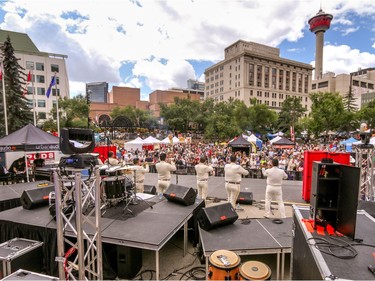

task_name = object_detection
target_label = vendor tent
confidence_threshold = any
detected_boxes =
[228,135,252,154]
[271,137,295,149]
[269,136,282,144]
[124,137,144,151]
[247,134,263,150]
[0,123,59,182]
[160,136,180,145]
[143,136,161,144]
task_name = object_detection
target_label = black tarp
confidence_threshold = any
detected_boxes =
[271,137,295,148]
[228,135,251,147]
[0,124,59,152]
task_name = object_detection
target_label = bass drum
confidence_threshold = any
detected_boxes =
[239,261,271,280]
[208,249,240,280]
[103,176,126,199]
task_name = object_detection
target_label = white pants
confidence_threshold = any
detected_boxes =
[157,180,170,194]
[225,183,240,208]
[197,180,208,200]
[135,182,144,194]
[264,185,286,218]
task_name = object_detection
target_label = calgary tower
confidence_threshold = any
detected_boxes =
[308,9,333,80]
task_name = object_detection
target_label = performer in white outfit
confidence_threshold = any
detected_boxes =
[155,153,176,195]
[262,158,288,219]
[132,158,149,194]
[224,155,249,208]
[194,156,214,200]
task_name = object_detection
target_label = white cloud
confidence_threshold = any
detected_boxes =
[0,0,374,98]
[323,44,375,74]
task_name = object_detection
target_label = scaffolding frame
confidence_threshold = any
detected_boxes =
[355,144,375,201]
[53,167,103,280]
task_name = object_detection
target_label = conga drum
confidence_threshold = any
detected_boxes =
[208,250,241,280]
[239,261,271,280]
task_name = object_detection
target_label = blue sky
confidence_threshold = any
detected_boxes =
[0,0,375,100]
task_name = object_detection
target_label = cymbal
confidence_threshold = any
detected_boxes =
[115,165,138,171]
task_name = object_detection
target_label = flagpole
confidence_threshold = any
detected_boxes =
[31,68,36,126]
[1,60,8,135]
[54,73,60,137]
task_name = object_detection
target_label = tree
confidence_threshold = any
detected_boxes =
[110,105,156,128]
[357,100,375,129]
[247,98,278,134]
[342,74,358,112]
[308,92,346,136]
[278,96,306,137]
[0,35,33,135]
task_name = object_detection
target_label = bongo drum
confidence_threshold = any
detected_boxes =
[239,261,271,280]
[208,250,241,280]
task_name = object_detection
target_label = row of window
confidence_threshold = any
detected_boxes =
[312,80,375,90]
[26,99,58,109]
[26,61,60,73]
[26,86,60,96]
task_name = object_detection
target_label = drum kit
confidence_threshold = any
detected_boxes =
[208,250,271,280]
[99,164,151,214]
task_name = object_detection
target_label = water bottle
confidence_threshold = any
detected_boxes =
[158,192,163,200]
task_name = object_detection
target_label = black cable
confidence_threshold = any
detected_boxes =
[307,237,358,259]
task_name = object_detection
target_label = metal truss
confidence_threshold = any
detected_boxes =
[53,167,103,280]
[355,144,375,201]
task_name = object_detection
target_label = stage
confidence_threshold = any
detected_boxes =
[199,217,292,280]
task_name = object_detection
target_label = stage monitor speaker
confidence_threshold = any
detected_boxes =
[236,191,253,205]
[197,202,238,231]
[163,184,196,206]
[20,185,55,210]
[59,128,95,155]
[143,185,156,195]
[117,246,142,279]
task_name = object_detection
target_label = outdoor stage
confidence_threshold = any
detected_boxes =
[0,175,300,280]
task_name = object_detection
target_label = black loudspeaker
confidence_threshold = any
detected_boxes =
[163,184,196,206]
[236,191,253,205]
[117,246,142,279]
[20,185,55,210]
[197,202,238,231]
[143,185,156,195]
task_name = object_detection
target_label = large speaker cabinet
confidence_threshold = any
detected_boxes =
[310,161,360,239]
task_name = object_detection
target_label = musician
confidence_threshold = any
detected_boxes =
[155,153,176,195]
[224,154,249,208]
[132,158,149,193]
[104,151,120,166]
[194,156,213,200]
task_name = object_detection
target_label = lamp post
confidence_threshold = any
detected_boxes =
[87,90,91,128]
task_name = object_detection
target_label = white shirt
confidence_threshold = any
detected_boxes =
[155,161,176,180]
[132,164,149,183]
[262,166,288,186]
[224,162,249,182]
[195,163,214,181]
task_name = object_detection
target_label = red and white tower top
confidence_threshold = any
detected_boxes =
[309,9,333,80]
[308,9,333,33]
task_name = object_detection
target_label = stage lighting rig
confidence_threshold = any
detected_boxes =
[59,128,98,169]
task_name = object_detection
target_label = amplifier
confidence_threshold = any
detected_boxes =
[0,238,43,278]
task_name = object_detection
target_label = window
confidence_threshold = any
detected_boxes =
[26,86,33,95]
[264,66,270,88]
[38,100,46,108]
[51,64,59,73]
[318,81,328,88]
[257,65,262,87]
[36,75,45,83]
[36,63,44,71]
[26,61,34,70]
[286,71,290,91]
[37,87,45,96]
[52,88,60,96]
[38,112,47,119]
[250,90,253,96]
[249,63,255,86]
[312,83,316,89]
[279,70,284,90]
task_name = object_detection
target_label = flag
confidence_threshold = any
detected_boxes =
[22,70,32,96]
[46,75,56,98]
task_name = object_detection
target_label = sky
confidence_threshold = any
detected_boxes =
[0,0,375,101]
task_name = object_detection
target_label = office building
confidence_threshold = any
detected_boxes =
[86,82,108,103]
[0,30,69,124]
[204,40,313,112]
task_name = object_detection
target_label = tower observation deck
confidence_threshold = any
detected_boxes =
[308,9,333,80]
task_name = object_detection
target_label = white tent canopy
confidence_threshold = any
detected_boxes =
[269,136,282,144]
[124,137,144,151]
[143,136,161,144]
[160,136,180,144]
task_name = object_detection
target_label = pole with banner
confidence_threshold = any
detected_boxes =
[1,60,8,135]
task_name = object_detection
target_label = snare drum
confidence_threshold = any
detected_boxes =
[208,250,241,280]
[239,261,271,280]
[103,176,126,199]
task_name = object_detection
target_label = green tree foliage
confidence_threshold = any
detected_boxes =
[357,100,375,129]
[278,96,306,135]
[159,96,201,132]
[308,92,346,136]
[342,76,358,112]
[0,35,33,135]
[247,98,278,134]
[110,105,155,128]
